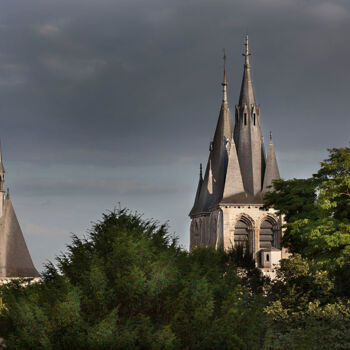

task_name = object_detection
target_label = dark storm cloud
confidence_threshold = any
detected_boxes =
[4,0,350,270]
[0,0,349,168]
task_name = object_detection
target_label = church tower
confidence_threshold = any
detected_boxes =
[0,141,39,280]
[189,36,288,276]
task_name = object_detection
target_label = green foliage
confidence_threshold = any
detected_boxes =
[264,255,350,350]
[262,146,350,348]
[0,209,265,350]
[264,146,350,273]
[2,145,350,349]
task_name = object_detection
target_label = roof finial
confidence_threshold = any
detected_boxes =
[0,138,5,174]
[222,49,228,103]
[269,131,273,142]
[200,163,203,179]
[242,34,251,66]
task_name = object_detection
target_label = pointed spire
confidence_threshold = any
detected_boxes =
[238,34,256,107]
[222,49,227,103]
[189,164,204,216]
[262,132,280,193]
[0,139,5,174]
[222,138,245,201]
[0,198,39,277]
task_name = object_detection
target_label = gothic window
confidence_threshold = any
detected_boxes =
[244,113,247,125]
[234,219,250,247]
[260,219,275,249]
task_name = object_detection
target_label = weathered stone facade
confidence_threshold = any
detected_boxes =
[189,36,286,276]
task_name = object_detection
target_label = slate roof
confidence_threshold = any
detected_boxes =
[190,36,280,217]
[262,132,280,193]
[0,196,40,278]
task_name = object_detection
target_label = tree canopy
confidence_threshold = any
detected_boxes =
[1,145,350,349]
[264,146,350,274]
[0,210,266,350]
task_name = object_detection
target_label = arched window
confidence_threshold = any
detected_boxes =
[234,219,250,247]
[260,219,275,249]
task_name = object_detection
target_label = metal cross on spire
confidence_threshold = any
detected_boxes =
[242,35,251,65]
[222,48,228,102]
[223,48,227,83]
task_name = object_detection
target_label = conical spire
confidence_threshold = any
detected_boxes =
[189,164,204,216]
[262,132,280,193]
[238,35,256,107]
[189,56,234,216]
[234,35,263,197]
[0,197,39,277]
[222,138,245,200]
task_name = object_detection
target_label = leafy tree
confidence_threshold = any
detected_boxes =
[263,255,350,350]
[264,146,350,273]
[0,209,266,350]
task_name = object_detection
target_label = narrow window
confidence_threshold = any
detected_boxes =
[234,220,249,247]
[266,254,270,262]
[244,113,247,125]
[253,113,256,125]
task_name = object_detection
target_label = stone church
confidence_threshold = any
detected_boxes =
[0,143,39,280]
[189,36,288,274]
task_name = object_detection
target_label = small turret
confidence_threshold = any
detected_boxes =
[262,132,280,193]
[222,138,245,201]
[189,164,204,216]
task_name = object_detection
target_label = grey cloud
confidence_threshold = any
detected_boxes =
[0,0,349,270]
[15,178,188,197]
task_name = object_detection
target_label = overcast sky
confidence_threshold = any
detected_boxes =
[1,0,349,271]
